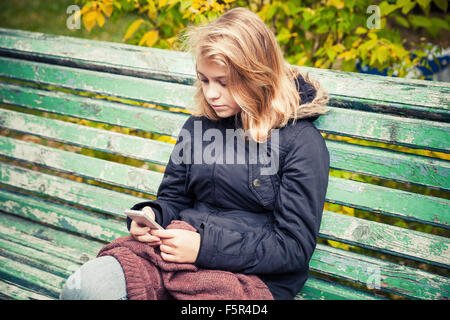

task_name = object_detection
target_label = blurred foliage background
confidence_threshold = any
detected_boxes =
[0,0,448,298]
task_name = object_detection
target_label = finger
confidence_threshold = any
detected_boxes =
[159,244,176,255]
[151,229,176,239]
[131,221,151,235]
[132,228,151,237]
[135,233,161,243]
[160,252,177,262]
[142,206,155,220]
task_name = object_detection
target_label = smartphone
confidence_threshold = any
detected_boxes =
[125,209,164,230]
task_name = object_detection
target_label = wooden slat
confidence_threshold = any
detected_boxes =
[0,280,53,300]
[0,56,195,109]
[0,135,163,195]
[316,106,450,152]
[0,211,103,259]
[0,81,189,138]
[0,108,174,166]
[296,65,450,121]
[310,244,449,299]
[0,236,75,278]
[0,162,152,219]
[0,27,449,121]
[297,276,384,300]
[0,189,127,242]
[0,254,63,299]
[0,221,95,270]
[327,176,450,229]
[319,211,450,268]
[0,27,196,84]
[327,139,450,190]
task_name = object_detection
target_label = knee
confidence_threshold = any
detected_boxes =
[60,256,127,300]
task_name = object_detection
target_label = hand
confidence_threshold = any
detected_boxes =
[129,207,161,246]
[151,229,201,264]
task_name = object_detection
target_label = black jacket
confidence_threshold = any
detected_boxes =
[127,75,330,299]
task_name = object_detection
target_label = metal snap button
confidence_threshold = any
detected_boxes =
[253,178,261,187]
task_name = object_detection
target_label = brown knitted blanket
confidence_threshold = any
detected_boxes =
[97,220,273,300]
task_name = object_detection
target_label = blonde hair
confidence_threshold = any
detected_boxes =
[182,7,328,142]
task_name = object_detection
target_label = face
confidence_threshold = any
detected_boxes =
[196,57,241,118]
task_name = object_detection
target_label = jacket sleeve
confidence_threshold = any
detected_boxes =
[127,117,195,230]
[195,125,330,274]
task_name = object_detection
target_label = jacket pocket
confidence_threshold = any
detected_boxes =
[248,163,277,209]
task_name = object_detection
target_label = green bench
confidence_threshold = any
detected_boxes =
[0,27,448,300]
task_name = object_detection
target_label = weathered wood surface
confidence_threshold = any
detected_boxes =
[0,86,448,190]
[1,58,449,152]
[0,210,383,301]
[1,141,447,229]
[0,27,449,121]
[0,112,448,228]
[1,156,447,268]
[1,196,446,300]
[310,244,449,300]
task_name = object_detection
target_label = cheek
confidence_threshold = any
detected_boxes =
[225,91,240,111]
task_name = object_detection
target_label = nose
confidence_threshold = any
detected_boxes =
[204,83,221,101]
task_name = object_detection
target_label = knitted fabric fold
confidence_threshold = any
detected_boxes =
[97,220,273,300]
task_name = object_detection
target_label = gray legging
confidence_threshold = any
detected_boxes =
[60,256,127,300]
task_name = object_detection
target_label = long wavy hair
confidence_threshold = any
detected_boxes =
[182,7,328,142]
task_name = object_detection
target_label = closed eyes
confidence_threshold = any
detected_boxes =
[199,78,227,87]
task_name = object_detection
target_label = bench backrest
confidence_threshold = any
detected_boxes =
[0,28,448,300]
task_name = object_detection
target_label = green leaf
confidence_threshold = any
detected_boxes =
[326,48,337,61]
[431,17,450,30]
[433,0,448,12]
[396,0,416,14]
[379,1,399,16]
[316,24,329,34]
[395,16,410,28]
[179,0,192,12]
[417,0,432,15]
[409,14,432,28]
[266,4,278,20]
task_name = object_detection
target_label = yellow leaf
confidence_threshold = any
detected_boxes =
[100,1,113,17]
[123,19,144,41]
[355,26,367,34]
[147,0,157,20]
[342,206,355,216]
[96,11,105,27]
[139,30,159,47]
[83,11,97,32]
[158,0,168,7]
[368,32,378,40]
[327,0,344,9]
[81,2,93,14]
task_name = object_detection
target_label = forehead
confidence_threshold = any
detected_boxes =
[196,57,228,78]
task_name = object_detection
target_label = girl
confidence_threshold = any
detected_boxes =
[60,7,329,300]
